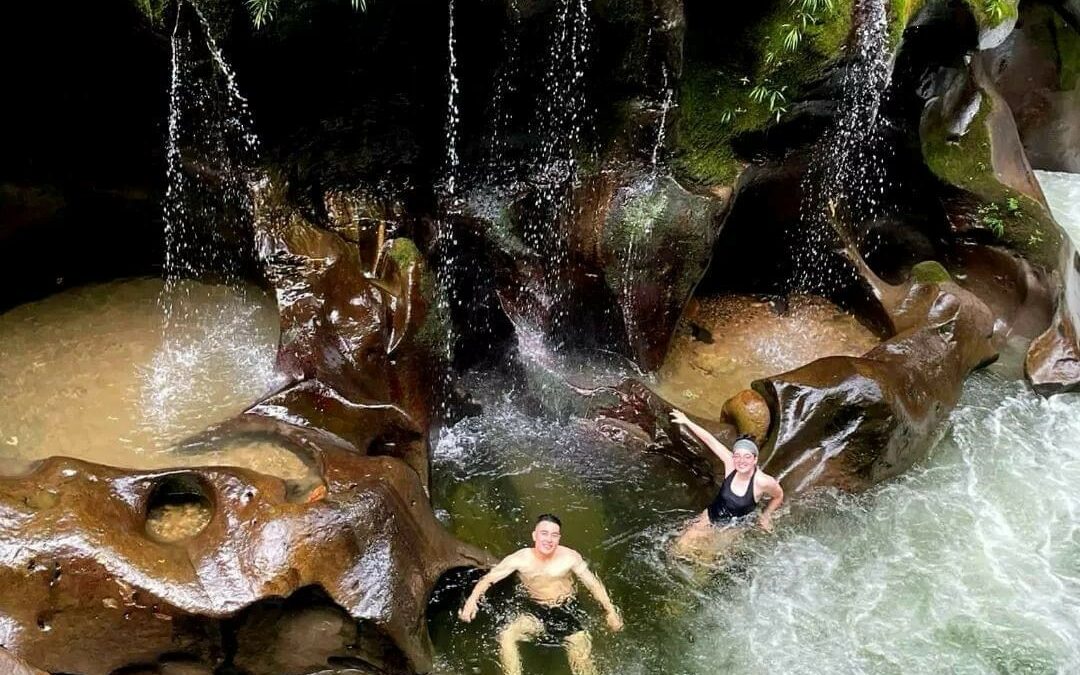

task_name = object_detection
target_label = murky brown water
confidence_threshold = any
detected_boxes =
[0,278,307,479]
[654,294,880,418]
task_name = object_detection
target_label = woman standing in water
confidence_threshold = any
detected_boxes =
[669,409,784,558]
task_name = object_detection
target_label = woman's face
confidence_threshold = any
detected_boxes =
[733,449,757,474]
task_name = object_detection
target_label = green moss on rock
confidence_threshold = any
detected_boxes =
[674,0,854,186]
[911,260,953,284]
[922,94,1060,265]
[922,96,997,194]
[387,237,448,352]
[962,0,1018,31]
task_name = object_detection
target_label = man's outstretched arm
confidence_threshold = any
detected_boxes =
[572,556,623,632]
[459,553,520,622]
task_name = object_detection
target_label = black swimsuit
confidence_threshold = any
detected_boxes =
[521,597,587,645]
[707,468,757,524]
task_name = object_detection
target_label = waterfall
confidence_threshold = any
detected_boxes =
[651,65,673,172]
[434,0,462,416]
[793,0,892,295]
[520,0,593,336]
[483,0,522,186]
[161,0,260,327]
[148,0,267,427]
[443,0,461,200]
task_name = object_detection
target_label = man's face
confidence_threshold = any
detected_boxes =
[532,521,561,556]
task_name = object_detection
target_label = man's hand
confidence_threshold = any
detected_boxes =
[669,410,690,426]
[459,597,479,622]
[605,609,624,632]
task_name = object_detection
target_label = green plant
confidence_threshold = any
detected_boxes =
[750,82,788,121]
[983,0,1009,23]
[978,196,1025,238]
[745,0,837,123]
[719,106,747,124]
[244,0,368,28]
[133,0,168,23]
[781,22,804,51]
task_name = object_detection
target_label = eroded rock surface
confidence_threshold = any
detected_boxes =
[742,254,998,494]
[0,178,490,674]
[0,433,487,675]
[456,167,722,372]
[1026,245,1080,394]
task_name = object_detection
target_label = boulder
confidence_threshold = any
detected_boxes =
[920,47,1063,267]
[0,175,489,673]
[592,378,735,483]
[720,389,771,444]
[456,168,722,373]
[754,275,997,494]
[984,4,1080,173]
[1026,301,1080,394]
[598,173,722,371]
[0,428,489,675]
[950,243,1055,344]
[1026,245,1080,394]
[252,177,437,485]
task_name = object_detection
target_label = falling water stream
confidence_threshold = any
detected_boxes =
[0,2,291,480]
[428,171,1080,673]
[794,0,892,294]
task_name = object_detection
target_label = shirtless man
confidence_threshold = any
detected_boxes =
[458,514,623,675]
[670,409,784,558]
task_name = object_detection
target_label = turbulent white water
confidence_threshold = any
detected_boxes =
[1035,170,1080,244]
[681,370,1080,674]
[430,366,1080,675]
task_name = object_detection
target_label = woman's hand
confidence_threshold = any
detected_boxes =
[669,409,690,426]
[758,513,774,533]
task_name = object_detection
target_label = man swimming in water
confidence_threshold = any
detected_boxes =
[458,514,623,675]
[669,409,784,557]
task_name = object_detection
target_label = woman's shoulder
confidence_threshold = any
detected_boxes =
[753,469,779,487]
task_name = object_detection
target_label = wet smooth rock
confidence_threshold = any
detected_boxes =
[720,389,771,445]
[0,425,489,675]
[754,274,998,494]
[0,177,490,674]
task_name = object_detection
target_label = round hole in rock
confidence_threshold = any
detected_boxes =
[145,474,213,544]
